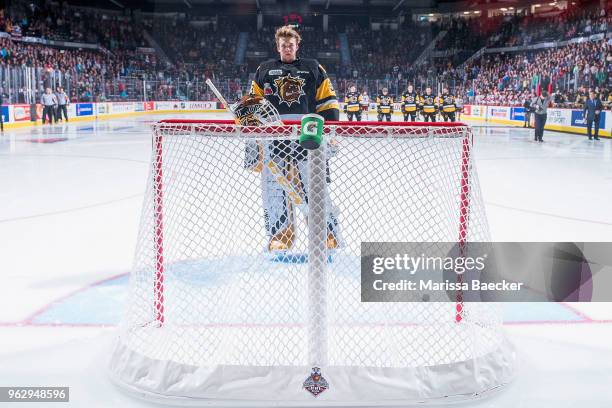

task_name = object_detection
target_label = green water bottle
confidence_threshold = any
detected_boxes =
[299,114,324,150]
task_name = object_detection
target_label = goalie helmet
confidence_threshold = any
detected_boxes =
[232,95,282,126]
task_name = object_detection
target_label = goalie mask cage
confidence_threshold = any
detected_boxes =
[109,119,514,406]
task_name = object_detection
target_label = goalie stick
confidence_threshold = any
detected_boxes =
[205,78,306,206]
[205,78,232,113]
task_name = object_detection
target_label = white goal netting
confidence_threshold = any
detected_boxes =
[109,120,514,406]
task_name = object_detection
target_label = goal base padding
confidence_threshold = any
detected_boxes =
[109,338,515,406]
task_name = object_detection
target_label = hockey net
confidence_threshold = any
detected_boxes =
[109,119,514,405]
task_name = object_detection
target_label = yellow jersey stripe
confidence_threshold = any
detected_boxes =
[316,101,339,113]
[316,78,336,102]
[250,81,264,97]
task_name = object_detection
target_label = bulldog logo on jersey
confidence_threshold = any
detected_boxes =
[303,367,329,397]
[273,74,306,107]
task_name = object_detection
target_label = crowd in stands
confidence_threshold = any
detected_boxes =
[0,1,255,102]
[146,17,246,80]
[341,21,429,81]
[487,3,612,48]
[332,2,612,106]
[0,1,173,102]
[434,15,491,54]
[336,3,611,107]
[0,0,610,108]
[0,2,148,50]
[0,36,110,102]
[463,36,611,107]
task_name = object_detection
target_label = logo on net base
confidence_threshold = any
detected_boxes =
[303,367,329,397]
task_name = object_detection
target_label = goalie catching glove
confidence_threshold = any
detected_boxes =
[233,95,281,126]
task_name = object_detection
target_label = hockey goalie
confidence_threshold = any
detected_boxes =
[240,25,341,252]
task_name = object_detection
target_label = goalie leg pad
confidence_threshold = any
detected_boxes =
[261,143,296,250]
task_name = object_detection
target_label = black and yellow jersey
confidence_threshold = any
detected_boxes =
[440,94,456,113]
[345,91,361,112]
[250,58,339,121]
[420,93,437,113]
[376,94,393,114]
[401,91,419,112]
[435,95,443,109]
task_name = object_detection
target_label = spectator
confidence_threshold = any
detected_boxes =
[583,90,603,140]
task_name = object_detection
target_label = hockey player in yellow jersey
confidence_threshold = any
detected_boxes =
[249,25,340,251]
[401,84,418,122]
[376,88,393,122]
[359,90,370,120]
[419,86,438,122]
[435,92,443,121]
[344,85,362,121]
[439,87,457,122]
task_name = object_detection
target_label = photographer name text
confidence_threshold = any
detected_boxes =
[372,279,524,292]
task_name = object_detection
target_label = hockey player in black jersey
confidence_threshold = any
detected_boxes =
[401,84,418,122]
[249,25,340,252]
[439,87,457,122]
[376,88,393,122]
[344,85,362,121]
[419,86,437,122]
